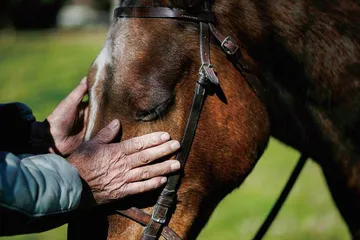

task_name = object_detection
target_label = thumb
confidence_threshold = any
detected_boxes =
[91,119,121,144]
[63,77,88,106]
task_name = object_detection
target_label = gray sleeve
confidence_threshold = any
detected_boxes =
[0,152,82,217]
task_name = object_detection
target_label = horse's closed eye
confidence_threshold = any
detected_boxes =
[135,97,174,121]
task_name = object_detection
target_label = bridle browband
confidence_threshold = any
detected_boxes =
[114,6,216,23]
[113,2,307,240]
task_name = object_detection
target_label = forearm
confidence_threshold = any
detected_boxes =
[0,152,82,235]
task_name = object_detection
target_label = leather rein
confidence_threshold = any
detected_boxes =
[113,3,308,240]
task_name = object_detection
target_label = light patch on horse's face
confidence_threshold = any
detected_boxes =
[84,17,198,138]
[85,39,113,140]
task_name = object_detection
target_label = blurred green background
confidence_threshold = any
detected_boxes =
[0,0,110,30]
[0,30,350,240]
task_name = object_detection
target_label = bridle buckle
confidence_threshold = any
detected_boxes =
[199,63,219,86]
[221,36,239,55]
[199,63,214,74]
[151,204,168,224]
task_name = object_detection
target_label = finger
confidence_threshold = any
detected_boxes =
[126,160,180,182]
[126,140,180,169]
[124,176,167,196]
[77,101,89,122]
[82,103,90,131]
[114,132,172,155]
[73,102,89,135]
[91,119,121,144]
[61,77,88,107]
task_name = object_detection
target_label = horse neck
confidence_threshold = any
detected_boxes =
[214,0,360,160]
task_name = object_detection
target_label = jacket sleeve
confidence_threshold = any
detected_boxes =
[0,103,36,154]
[0,152,83,235]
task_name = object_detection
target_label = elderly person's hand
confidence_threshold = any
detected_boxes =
[31,77,181,203]
[31,77,89,155]
[68,120,181,204]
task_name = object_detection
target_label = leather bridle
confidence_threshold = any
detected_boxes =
[112,1,307,240]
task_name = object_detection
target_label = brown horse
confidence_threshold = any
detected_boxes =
[68,0,360,239]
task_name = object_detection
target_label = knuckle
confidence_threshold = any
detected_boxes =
[150,134,160,145]
[122,171,131,182]
[154,178,162,188]
[108,191,117,200]
[117,147,127,159]
[126,171,136,183]
[94,133,107,143]
[158,164,170,175]
[141,168,150,179]
[138,184,146,193]
[132,138,145,151]
[161,146,170,157]
[164,142,176,154]
[122,161,130,171]
[167,165,174,174]
[117,187,127,199]
[139,154,151,165]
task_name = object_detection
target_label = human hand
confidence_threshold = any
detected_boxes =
[68,119,181,204]
[31,78,89,156]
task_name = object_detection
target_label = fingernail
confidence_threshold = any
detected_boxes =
[161,177,167,184]
[171,161,181,171]
[171,141,180,150]
[110,119,119,130]
[80,77,87,84]
[161,133,170,141]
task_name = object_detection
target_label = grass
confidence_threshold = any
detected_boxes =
[0,30,350,240]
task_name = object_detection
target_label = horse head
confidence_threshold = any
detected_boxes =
[78,0,270,239]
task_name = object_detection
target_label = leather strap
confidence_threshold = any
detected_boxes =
[141,71,211,240]
[209,23,266,101]
[140,20,217,240]
[114,7,216,23]
[117,208,181,240]
[253,155,308,240]
[199,22,219,86]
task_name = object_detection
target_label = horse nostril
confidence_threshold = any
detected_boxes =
[135,97,174,122]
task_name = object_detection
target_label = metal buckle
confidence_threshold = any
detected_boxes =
[199,63,214,74]
[151,205,167,224]
[198,63,219,86]
[221,36,239,55]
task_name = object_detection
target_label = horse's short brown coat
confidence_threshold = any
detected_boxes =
[215,0,360,237]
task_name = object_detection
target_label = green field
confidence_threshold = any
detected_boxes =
[0,30,350,240]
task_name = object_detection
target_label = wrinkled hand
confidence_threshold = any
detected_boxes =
[68,120,181,204]
[31,78,89,156]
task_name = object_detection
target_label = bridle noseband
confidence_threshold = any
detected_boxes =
[113,2,307,240]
